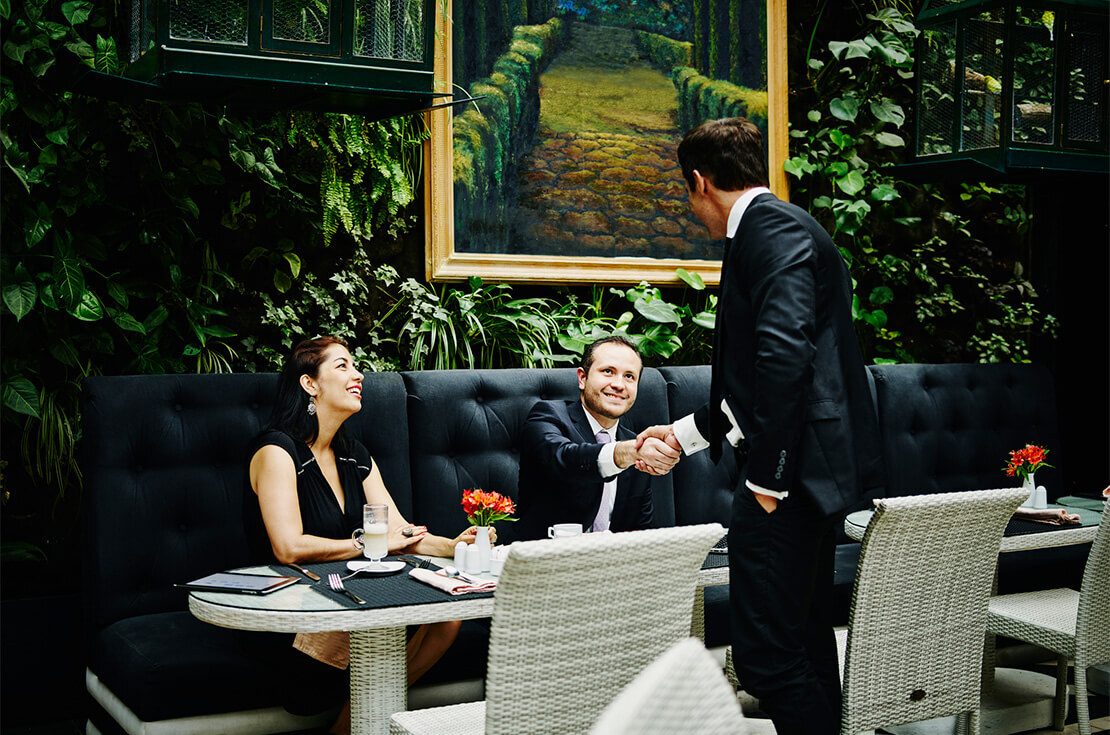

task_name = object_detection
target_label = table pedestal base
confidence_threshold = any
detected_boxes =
[350,627,407,735]
[883,668,1059,735]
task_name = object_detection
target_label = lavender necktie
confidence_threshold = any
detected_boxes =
[591,430,615,532]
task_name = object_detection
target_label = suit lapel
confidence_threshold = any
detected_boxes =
[567,400,593,443]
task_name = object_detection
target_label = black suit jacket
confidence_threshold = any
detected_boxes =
[513,400,654,541]
[696,193,884,516]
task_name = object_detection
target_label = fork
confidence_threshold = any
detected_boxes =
[327,573,366,605]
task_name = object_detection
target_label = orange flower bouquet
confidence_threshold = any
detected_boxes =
[462,488,518,528]
[1003,444,1053,483]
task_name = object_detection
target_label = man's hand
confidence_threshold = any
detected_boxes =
[614,436,681,476]
[635,424,680,451]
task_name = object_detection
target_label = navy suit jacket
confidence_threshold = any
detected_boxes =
[696,193,884,515]
[513,399,654,541]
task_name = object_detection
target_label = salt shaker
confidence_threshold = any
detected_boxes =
[464,544,480,574]
[454,541,468,572]
[1033,485,1048,510]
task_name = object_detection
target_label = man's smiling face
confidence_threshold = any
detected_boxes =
[577,342,642,425]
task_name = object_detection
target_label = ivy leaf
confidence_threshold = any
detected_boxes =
[3,278,36,321]
[675,268,705,290]
[826,161,849,177]
[806,109,821,123]
[862,309,888,328]
[828,41,849,59]
[282,252,301,278]
[870,184,900,202]
[61,0,92,25]
[836,171,866,196]
[634,297,682,326]
[3,41,29,64]
[69,289,103,322]
[143,305,169,331]
[784,156,816,179]
[870,99,906,127]
[844,39,871,59]
[109,307,147,334]
[0,0,10,20]
[106,281,129,308]
[873,132,905,147]
[692,311,716,329]
[829,97,859,122]
[2,376,40,418]
[828,129,853,149]
[869,286,894,305]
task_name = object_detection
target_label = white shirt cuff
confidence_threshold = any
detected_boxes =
[748,481,788,500]
[596,441,621,478]
[672,413,709,455]
[720,399,745,446]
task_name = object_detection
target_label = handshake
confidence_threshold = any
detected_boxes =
[613,424,681,476]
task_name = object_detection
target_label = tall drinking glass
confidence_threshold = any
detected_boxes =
[361,503,389,568]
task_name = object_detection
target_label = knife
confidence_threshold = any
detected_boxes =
[289,563,321,582]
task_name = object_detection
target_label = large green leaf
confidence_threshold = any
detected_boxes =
[2,279,36,321]
[49,338,81,368]
[836,171,866,196]
[829,97,859,122]
[870,184,900,202]
[870,99,906,127]
[61,0,92,25]
[634,297,682,326]
[2,376,40,418]
[675,268,704,291]
[869,286,894,305]
[873,132,905,148]
[108,308,146,334]
[52,251,85,310]
[69,289,103,321]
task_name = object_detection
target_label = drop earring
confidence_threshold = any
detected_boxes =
[306,396,317,416]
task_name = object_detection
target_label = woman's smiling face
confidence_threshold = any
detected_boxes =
[303,343,364,417]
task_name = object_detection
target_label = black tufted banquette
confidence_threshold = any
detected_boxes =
[80,362,1088,732]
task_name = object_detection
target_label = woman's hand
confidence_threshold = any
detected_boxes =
[453,526,497,545]
[387,525,428,553]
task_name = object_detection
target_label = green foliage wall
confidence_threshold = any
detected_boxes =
[672,66,768,137]
[634,31,693,73]
[452,0,559,94]
[453,18,567,248]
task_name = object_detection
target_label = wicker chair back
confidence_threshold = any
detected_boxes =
[840,487,1027,735]
[1077,501,1110,664]
[483,523,724,735]
[589,637,746,735]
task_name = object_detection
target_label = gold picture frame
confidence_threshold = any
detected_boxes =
[424,0,789,286]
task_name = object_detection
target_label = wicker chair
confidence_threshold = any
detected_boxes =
[389,523,725,735]
[589,637,746,735]
[985,501,1109,735]
[840,487,1028,735]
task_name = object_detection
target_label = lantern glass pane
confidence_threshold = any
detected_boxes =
[919,22,957,156]
[1012,8,1056,145]
[355,0,424,61]
[1066,17,1107,145]
[273,0,332,44]
[129,0,156,62]
[169,0,249,46]
[960,10,1004,152]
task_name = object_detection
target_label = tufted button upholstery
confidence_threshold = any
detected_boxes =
[657,366,738,527]
[867,363,1064,499]
[401,368,677,537]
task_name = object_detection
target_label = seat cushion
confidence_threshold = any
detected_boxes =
[390,700,485,735]
[987,588,1079,656]
[90,611,300,721]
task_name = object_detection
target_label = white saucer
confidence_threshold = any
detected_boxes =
[346,560,406,574]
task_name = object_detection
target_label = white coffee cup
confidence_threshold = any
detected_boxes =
[548,523,583,538]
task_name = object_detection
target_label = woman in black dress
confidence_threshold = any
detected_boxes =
[248,336,487,734]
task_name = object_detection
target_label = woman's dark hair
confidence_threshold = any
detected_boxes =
[677,117,768,192]
[268,335,349,445]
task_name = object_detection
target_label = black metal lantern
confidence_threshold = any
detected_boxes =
[102,0,442,116]
[908,0,1108,178]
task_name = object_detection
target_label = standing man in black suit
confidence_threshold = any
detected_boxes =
[513,336,681,542]
[637,118,884,735]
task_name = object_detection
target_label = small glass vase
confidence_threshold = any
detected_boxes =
[474,526,492,572]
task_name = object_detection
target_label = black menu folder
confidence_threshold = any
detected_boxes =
[177,572,301,595]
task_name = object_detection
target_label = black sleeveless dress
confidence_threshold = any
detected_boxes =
[242,430,374,715]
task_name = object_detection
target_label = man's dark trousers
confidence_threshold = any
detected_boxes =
[729,473,841,735]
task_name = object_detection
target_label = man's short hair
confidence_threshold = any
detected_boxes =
[580,335,642,375]
[677,117,768,192]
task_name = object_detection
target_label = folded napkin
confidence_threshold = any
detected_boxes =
[1013,507,1082,526]
[409,567,496,595]
[293,632,349,669]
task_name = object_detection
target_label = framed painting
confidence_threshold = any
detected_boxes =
[424,0,788,285]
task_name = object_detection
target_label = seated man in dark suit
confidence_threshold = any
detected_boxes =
[513,336,681,541]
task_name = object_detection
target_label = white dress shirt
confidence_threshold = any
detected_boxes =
[582,403,621,531]
[672,187,786,500]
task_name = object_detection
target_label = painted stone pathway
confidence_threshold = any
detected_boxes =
[508,22,717,260]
